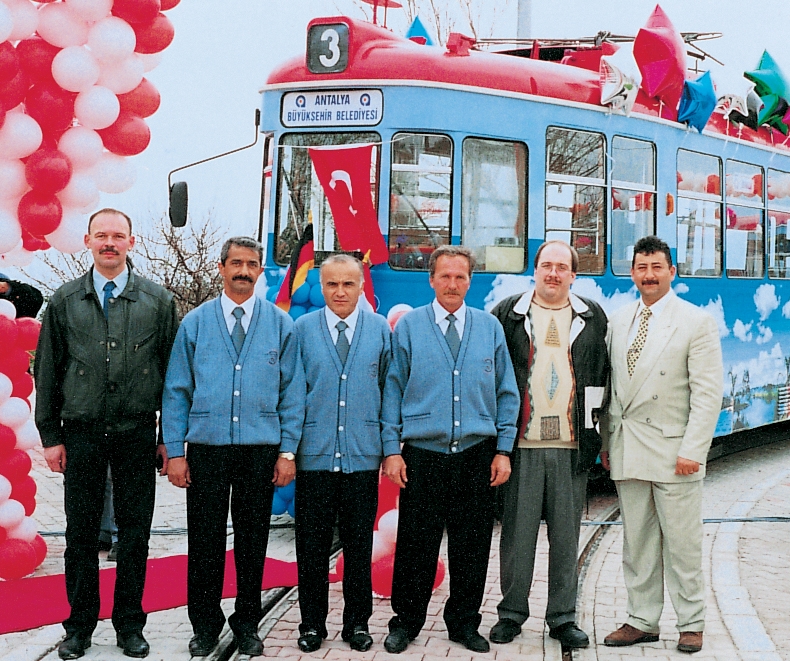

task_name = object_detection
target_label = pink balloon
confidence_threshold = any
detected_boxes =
[65,0,113,23]
[0,208,22,254]
[0,159,27,201]
[6,515,37,542]
[74,85,119,129]
[13,418,39,450]
[57,170,98,210]
[0,498,24,529]
[46,209,88,253]
[371,530,394,563]
[58,126,103,168]
[0,5,12,44]
[97,54,143,94]
[5,0,38,43]
[90,151,135,193]
[25,147,72,193]
[51,46,100,93]
[37,3,89,48]
[377,509,399,546]
[88,16,136,62]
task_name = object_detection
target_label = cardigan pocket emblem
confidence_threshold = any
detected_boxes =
[369,361,378,378]
[268,350,278,365]
[483,358,493,373]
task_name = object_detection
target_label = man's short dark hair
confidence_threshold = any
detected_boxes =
[534,240,579,273]
[220,237,263,265]
[632,236,673,268]
[428,245,476,277]
[88,208,132,234]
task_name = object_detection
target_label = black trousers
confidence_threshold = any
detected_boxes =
[294,470,379,637]
[62,423,156,636]
[389,440,496,638]
[186,444,278,638]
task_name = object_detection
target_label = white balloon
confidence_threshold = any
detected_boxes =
[57,171,100,210]
[74,85,119,130]
[0,373,12,406]
[58,127,104,170]
[65,0,112,23]
[0,298,16,320]
[0,3,13,43]
[377,509,399,546]
[46,210,88,254]
[0,243,34,268]
[52,46,101,93]
[0,159,28,201]
[0,208,22,254]
[0,112,43,160]
[37,2,89,48]
[5,0,38,42]
[0,499,25,530]
[371,530,394,563]
[88,16,136,62]
[0,476,11,504]
[138,51,163,73]
[91,152,136,194]
[97,55,144,95]
[14,420,40,451]
[6,516,38,542]
[0,397,29,429]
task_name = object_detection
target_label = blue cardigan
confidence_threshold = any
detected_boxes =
[294,308,391,472]
[381,304,519,456]
[162,296,304,458]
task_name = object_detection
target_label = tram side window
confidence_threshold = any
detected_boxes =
[768,169,790,278]
[461,138,527,272]
[274,132,380,265]
[389,133,452,270]
[545,127,606,274]
[676,150,722,277]
[611,137,656,275]
[725,160,764,278]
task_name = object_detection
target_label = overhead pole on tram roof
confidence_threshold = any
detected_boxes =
[517,0,532,40]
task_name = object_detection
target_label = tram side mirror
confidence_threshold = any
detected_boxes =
[169,181,188,227]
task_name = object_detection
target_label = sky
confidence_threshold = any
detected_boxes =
[7,0,790,279]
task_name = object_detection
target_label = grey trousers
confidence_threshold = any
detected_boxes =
[497,448,587,629]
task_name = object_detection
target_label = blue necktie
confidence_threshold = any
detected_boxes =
[445,313,460,361]
[336,320,350,365]
[102,281,115,318]
[231,307,245,355]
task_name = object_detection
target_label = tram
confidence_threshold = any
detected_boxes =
[192,14,790,447]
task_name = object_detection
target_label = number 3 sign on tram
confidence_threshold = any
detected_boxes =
[308,23,349,74]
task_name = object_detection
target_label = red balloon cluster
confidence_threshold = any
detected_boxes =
[0,299,46,580]
[0,0,179,265]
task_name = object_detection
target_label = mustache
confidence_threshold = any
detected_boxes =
[543,277,562,285]
[641,279,660,286]
[232,275,254,283]
[100,248,119,254]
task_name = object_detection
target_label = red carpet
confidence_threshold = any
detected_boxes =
[0,552,336,635]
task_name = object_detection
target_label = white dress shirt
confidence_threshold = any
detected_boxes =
[627,289,675,345]
[220,292,255,335]
[92,265,129,301]
[325,305,359,344]
[432,299,466,341]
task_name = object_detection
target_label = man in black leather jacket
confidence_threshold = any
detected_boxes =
[0,274,44,319]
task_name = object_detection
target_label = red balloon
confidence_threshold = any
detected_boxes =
[334,551,344,579]
[0,425,15,456]
[10,475,37,516]
[31,534,47,566]
[0,41,20,86]
[0,347,30,377]
[113,0,161,24]
[0,105,5,130]
[371,553,395,597]
[0,67,29,112]
[133,13,175,54]
[160,0,180,9]
[118,78,160,118]
[18,190,62,237]
[25,148,72,193]
[15,318,41,350]
[0,449,33,485]
[22,232,51,252]
[12,373,34,400]
[0,315,18,345]
[0,527,5,545]
[433,556,446,590]
[0,539,38,580]
[25,83,75,137]
[98,112,150,156]
[16,38,58,85]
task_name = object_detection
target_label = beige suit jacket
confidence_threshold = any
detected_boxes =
[600,294,723,483]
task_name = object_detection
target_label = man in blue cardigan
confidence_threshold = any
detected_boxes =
[293,254,391,654]
[381,245,520,655]
[162,237,304,658]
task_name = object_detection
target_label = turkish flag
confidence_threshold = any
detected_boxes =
[308,144,389,264]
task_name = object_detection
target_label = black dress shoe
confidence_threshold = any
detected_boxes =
[489,618,522,644]
[297,629,324,653]
[116,631,150,658]
[383,628,413,654]
[342,625,373,652]
[449,629,490,653]
[549,623,590,649]
[189,633,219,656]
[234,630,263,656]
[58,633,91,660]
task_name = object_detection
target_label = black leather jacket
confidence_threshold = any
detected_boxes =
[35,268,179,447]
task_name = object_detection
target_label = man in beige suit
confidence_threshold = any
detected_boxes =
[601,236,722,655]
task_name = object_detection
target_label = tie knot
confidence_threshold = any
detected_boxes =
[641,306,652,318]
[103,281,115,293]
[232,306,244,320]
[336,320,348,332]
[446,313,456,323]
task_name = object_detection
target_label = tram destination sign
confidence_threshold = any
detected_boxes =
[281,90,383,128]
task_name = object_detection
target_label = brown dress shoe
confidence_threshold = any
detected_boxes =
[604,624,659,647]
[677,631,703,653]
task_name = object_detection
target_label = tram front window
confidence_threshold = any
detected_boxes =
[768,169,790,279]
[274,132,380,265]
[389,132,452,270]
[461,138,527,272]
[677,150,722,277]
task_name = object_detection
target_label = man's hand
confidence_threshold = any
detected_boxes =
[383,455,408,488]
[600,451,610,471]
[675,456,700,476]
[44,445,67,473]
[0,282,9,294]
[490,454,511,486]
[156,444,169,476]
[272,457,295,487]
[167,456,190,488]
